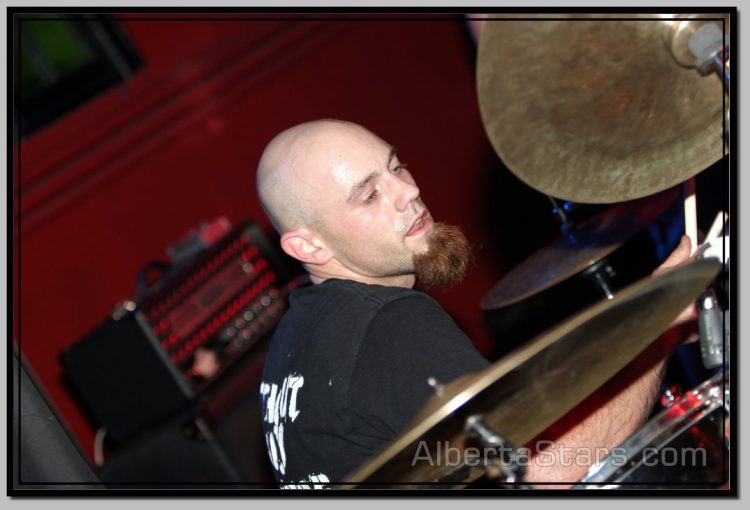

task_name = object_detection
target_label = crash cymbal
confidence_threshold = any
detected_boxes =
[477,14,725,203]
[481,187,679,310]
[342,257,720,488]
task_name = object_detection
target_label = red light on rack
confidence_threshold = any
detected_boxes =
[241,246,259,261]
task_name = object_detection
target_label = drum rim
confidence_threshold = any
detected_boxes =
[575,372,726,488]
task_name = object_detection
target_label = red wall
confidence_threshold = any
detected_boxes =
[16,15,535,463]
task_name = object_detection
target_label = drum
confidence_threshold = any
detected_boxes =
[575,372,729,489]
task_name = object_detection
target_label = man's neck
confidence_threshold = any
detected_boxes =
[308,270,415,289]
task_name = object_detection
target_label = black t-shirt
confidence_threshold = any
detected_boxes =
[259,278,489,488]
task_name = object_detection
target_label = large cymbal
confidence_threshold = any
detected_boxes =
[477,14,725,203]
[481,187,679,310]
[342,257,720,488]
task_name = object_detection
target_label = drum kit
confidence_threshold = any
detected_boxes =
[344,14,731,489]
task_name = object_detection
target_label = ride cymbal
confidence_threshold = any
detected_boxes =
[477,14,725,203]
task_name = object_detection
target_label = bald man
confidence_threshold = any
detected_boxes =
[256,119,692,489]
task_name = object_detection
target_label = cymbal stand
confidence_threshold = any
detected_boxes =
[697,288,726,370]
[465,415,529,488]
[548,196,617,299]
[690,24,730,372]
[548,196,577,235]
[695,223,730,371]
[581,259,617,300]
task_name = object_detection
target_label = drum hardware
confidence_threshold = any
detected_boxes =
[659,383,684,409]
[574,371,728,488]
[464,415,528,487]
[694,233,729,370]
[697,289,725,370]
[343,259,720,488]
[550,196,616,299]
[667,19,729,92]
[481,187,678,310]
[723,310,730,375]
[723,371,730,417]
[581,259,616,300]
[426,377,446,398]
[547,196,579,235]
[693,29,729,93]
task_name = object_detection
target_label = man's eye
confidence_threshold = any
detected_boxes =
[364,190,378,204]
[392,163,408,174]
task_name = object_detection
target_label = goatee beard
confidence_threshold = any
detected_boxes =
[412,222,472,290]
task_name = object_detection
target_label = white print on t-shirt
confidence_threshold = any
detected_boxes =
[259,373,304,476]
[280,473,331,490]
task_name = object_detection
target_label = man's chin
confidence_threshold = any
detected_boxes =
[412,222,472,290]
[408,240,432,258]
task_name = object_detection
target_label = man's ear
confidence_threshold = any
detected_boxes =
[280,229,333,266]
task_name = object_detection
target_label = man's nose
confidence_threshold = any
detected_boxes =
[394,178,420,212]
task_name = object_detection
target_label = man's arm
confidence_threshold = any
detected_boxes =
[524,346,667,487]
[524,235,696,488]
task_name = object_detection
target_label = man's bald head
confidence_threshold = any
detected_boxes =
[256,119,380,234]
[254,119,470,289]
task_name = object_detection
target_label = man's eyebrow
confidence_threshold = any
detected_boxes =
[346,172,378,203]
[387,146,397,169]
[345,147,398,204]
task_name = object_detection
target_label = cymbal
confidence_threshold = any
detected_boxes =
[342,257,720,488]
[477,14,726,203]
[481,187,679,310]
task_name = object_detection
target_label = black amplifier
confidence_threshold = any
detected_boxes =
[61,220,299,444]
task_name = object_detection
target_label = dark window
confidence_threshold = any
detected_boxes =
[14,14,143,138]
